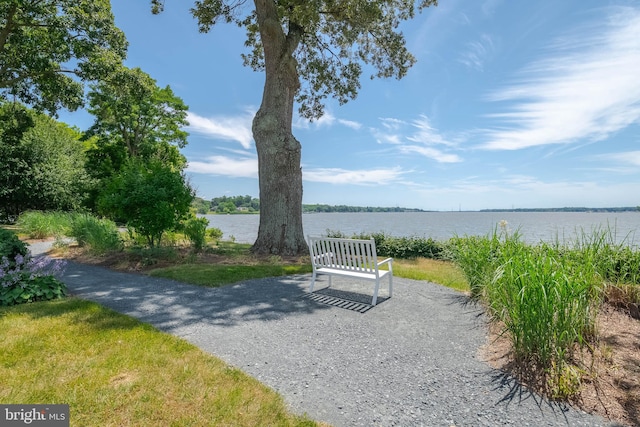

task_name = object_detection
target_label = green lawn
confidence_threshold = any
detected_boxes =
[0,298,318,427]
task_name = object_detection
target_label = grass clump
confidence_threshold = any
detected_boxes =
[0,298,317,426]
[16,211,73,239]
[68,214,123,255]
[449,223,640,399]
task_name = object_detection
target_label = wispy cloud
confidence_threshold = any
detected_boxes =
[303,167,406,185]
[187,155,258,178]
[373,115,463,163]
[294,110,363,130]
[602,150,640,167]
[482,7,640,150]
[186,110,254,149]
[591,150,640,174]
[458,33,494,71]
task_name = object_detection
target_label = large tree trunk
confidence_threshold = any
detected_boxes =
[250,0,308,256]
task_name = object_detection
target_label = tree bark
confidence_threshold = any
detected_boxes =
[250,0,308,256]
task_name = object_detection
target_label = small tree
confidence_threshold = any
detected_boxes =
[98,159,194,247]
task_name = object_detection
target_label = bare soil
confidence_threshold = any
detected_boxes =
[480,305,640,426]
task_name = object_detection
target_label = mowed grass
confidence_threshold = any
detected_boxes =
[147,253,468,294]
[393,258,469,292]
[0,298,318,427]
[149,264,313,287]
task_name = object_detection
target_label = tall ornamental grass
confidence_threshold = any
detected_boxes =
[68,214,123,254]
[16,211,73,239]
[16,211,123,255]
[451,224,609,397]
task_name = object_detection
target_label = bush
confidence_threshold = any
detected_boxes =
[68,214,123,254]
[0,253,67,306]
[97,160,194,247]
[182,216,209,251]
[324,230,446,260]
[0,228,28,261]
[207,227,223,242]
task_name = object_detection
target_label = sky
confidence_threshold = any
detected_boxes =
[59,0,640,211]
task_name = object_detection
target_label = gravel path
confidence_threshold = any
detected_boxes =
[30,242,620,426]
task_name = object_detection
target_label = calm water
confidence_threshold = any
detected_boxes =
[203,211,640,246]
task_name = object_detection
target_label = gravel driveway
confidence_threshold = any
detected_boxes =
[30,242,619,426]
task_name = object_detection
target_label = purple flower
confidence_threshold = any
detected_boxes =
[14,254,24,266]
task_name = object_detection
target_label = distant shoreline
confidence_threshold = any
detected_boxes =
[206,206,639,214]
[478,207,639,213]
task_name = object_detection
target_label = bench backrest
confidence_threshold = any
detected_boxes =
[308,236,380,273]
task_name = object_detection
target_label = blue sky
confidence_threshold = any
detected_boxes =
[59,0,640,211]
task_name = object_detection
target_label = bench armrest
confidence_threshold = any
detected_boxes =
[377,257,393,267]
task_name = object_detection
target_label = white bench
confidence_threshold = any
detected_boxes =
[307,236,393,306]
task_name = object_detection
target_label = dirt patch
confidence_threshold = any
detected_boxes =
[480,306,640,426]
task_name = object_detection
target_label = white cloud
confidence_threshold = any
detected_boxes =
[407,115,458,147]
[294,110,362,130]
[303,167,406,185]
[602,150,640,167]
[338,119,363,130]
[186,110,254,149]
[482,7,640,150]
[399,146,462,163]
[187,155,258,178]
[373,115,463,162]
[458,33,494,71]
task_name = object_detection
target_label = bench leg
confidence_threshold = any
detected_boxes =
[372,278,380,306]
[309,271,317,292]
[389,274,393,298]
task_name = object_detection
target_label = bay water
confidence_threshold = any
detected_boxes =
[204,211,640,246]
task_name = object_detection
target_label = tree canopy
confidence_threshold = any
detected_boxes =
[154,0,436,119]
[86,66,189,167]
[0,0,127,114]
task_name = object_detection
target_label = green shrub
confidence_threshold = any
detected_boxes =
[97,160,194,247]
[182,216,209,251]
[0,228,28,260]
[0,253,67,306]
[207,227,223,242]
[68,214,123,254]
[324,230,446,260]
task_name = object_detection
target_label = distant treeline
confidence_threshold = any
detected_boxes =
[191,196,425,214]
[302,204,425,213]
[480,207,640,213]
